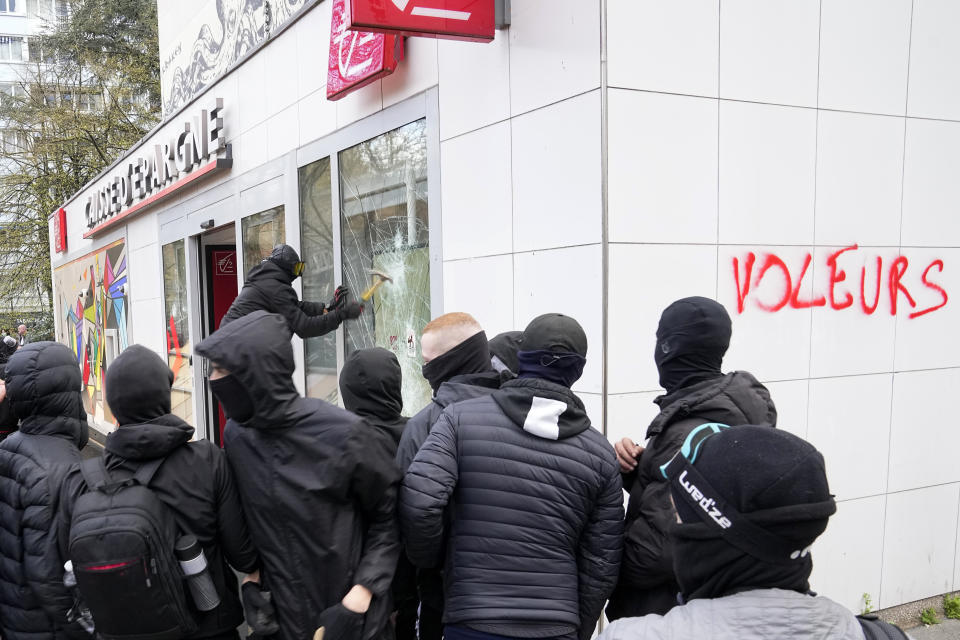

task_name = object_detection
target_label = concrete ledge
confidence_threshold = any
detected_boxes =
[875,591,960,631]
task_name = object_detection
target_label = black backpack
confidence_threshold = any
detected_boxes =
[857,614,910,639]
[68,457,196,640]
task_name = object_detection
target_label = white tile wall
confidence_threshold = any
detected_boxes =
[383,37,438,108]
[579,392,604,434]
[719,101,817,245]
[814,112,905,247]
[298,88,338,147]
[126,214,157,252]
[264,29,300,115]
[129,244,161,302]
[720,0,820,107]
[809,495,885,613]
[233,123,269,176]
[907,0,960,120]
[297,0,332,100]
[514,245,603,395]
[880,484,959,608]
[607,0,719,97]
[441,254,514,339]
[718,245,814,382]
[608,90,718,244]
[608,244,718,394]
[440,122,512,261]
[238,51,269,134]
[267,104,300,161]
[508,0,601,115]
[818,0,912,116]
[335,80,382,129]
[130,297,164,357]
[607,392,662,447]
[807,375,892,501]
[809,247,898,378]
[763,379,809,439]
[437,32,511,141]
[893,248,959,372]
[901,118,960,247]
[888,368,960,492]
[511,91,601,252]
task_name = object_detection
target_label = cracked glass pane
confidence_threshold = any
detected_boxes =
[241,206,285,274]
[299,157,339,403]
[340,119,431,415]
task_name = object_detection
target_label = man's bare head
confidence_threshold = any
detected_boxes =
[421,312,484,363]
[17,325,25,336]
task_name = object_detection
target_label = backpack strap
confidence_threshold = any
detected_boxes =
[80,456,111,491]
[857,615,909,640]
[132,457,165,488]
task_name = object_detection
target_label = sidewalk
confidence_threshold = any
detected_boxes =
[905,619,960,639]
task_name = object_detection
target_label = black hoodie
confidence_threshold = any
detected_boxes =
[195,311,400,640]
[399,377,623,640]
[0,342,88,640]
[340,347,407,449]
[57,345,259,640]
[220,259,343,338]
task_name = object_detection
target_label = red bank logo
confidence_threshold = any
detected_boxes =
[348,0,495,42]
[390,0,472,20]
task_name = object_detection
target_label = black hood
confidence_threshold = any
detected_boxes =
[655,297,731,394]
[105,413,194,461]
[106,345,174,425]
[267,244,301,279]
[196,311,314,429]
[340,348,404,422]
[492,377,591,440]
[647,371,777,440]
[488,331,523,374]
[245,259,295,286]
[435,371,502,408]
[4,341,88,448]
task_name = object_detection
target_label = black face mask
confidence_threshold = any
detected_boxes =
[655,297,731,394]
[516,350,586,388]
[421,331,491,394]
[210,375,255,423]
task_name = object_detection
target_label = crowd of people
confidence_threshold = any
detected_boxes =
[0,246,909,640]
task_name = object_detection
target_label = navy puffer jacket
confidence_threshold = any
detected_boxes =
[0,342,89,640]
[400,377,624,640]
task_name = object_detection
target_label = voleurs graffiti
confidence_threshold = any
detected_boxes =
[54,239,129,423]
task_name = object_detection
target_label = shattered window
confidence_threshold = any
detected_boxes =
[241,206,285,277]
[340,119,431,415]
[162,240,193,424]
[299,157,338,403]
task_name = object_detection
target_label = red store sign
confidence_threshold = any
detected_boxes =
[348,0,495,42]
[53,207,67,253]
[328,0,404,101]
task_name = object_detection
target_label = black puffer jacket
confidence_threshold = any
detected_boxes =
[400,377,624,640]
[606,371,777,620]
[340,347,408,450]
[57,414,259,639]
[196,312,400,640]
[220,260,342,338]
[394,371,501,473]
[0,342,89,640]
[0,337,19,441]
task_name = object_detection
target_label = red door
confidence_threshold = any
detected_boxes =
[206,245,238,446]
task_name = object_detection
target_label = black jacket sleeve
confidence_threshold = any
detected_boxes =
[577,468,624,640]
[298,299,327,316]
[25,462,90,639]
[211,445,259,574]
[394,404,438,473]
[348,424,401,597]
[398,411,459,569]
[275,284,343,339]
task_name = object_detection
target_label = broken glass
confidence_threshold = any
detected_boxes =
[161,240,193,423]
[241,206,285,277]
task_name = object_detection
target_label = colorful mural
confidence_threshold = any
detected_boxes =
[54,239,129,423]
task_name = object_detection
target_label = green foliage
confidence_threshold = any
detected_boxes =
[920,607,940,626]
[944,594,960,620]
[861,593,874,615]
[0,0,160,319]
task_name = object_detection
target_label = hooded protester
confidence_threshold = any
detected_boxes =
[0,342,89,640]
[488,330,523,379]
[606,297,777,620]
[599,425,874,640]
[400,313,624,640]
[0,335,20,441]
[339,347,407,449]
[56,345,261,640]
[220,244,362,338]
[195,311,400,640]
[393,312,502,640]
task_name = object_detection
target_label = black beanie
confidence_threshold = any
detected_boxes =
[267,244,302,277]
[521,314,587,356]
[106,345,175,426]
[655,297,731,394]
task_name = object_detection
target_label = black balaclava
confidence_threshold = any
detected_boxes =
[669,426,836,602]
[489,331,523,374]
[421,330,491,394]
[655,296,731,394]
[106,345,175,425]
[267,244,302,279]
[516,313,587,388]
[340,347,403,422]
[210,375,255,423]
